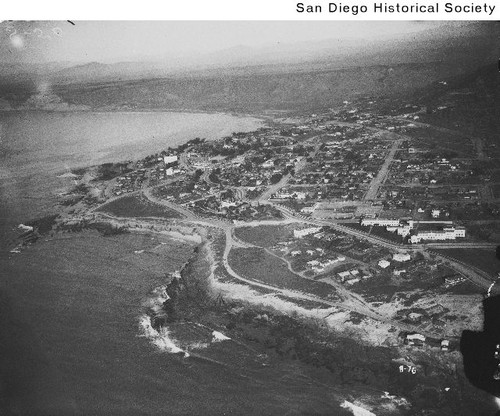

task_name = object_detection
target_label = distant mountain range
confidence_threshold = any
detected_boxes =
[0,22,497,113]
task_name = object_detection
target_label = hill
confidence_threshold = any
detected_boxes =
[50,61,481,113]
[0,22,497,113]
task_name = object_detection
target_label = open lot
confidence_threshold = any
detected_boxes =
[234,224,293,247]
[435,248,500,277]
[228,247,340,300]
[96,194,182,219]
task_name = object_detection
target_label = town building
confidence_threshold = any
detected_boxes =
[378,259,391,268]
[409,226,466,244]
[393,253,411,262]
[163,155,178,164]
[406,333,426,346]
[361,218,400,227]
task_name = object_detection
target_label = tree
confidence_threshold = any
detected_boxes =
[270,173,283,184]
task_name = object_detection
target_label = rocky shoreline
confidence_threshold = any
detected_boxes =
[138,236,485,415]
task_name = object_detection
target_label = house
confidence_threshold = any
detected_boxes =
[441,340,450,351]
[393,253,411,262]
[163,155,178,164]
[261,159,274,168]
[431,209,441,218]
[406,333,426,346]
[338,271,351,282]
[301,204,318,214]
[378,259,391,269]
[408,312,423,322]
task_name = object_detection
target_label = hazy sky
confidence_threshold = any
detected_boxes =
[0,21,477,64]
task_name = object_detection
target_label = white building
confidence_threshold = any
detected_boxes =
[163,155,178,164]
[301,204,318,214]
[410,227,466,244]
[338,271,351,282]
[406,333,426,344]
[393,253,411,262]
[361,218,400,227]
[221,201,238,208]
[378,259,391,268]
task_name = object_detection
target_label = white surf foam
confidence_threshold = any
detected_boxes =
[211,331,231,342]
[340,401,376,416]
[18,224,33,232]
[138,314,188,357]
[57,172,79,178]
[142,286,170,313]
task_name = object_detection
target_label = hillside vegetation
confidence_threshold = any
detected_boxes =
[52,62,477,113]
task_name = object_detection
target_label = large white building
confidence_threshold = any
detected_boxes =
[361,218,400,227]
[410,227,465,244]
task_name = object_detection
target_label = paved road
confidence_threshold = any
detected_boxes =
[364,138,402,201]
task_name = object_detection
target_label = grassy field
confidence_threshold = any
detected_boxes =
[234,225,293,247]
[435,248,500,276]
[96,195,182,219]
[229,247,339,300]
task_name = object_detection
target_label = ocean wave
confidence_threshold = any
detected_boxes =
[139,278,232,357]
[340,400,376,416]
[212,331,231,342]
[142,285,169,313]
[56,172,79,178]
[18,224,34,232]
[138,314,189,357]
